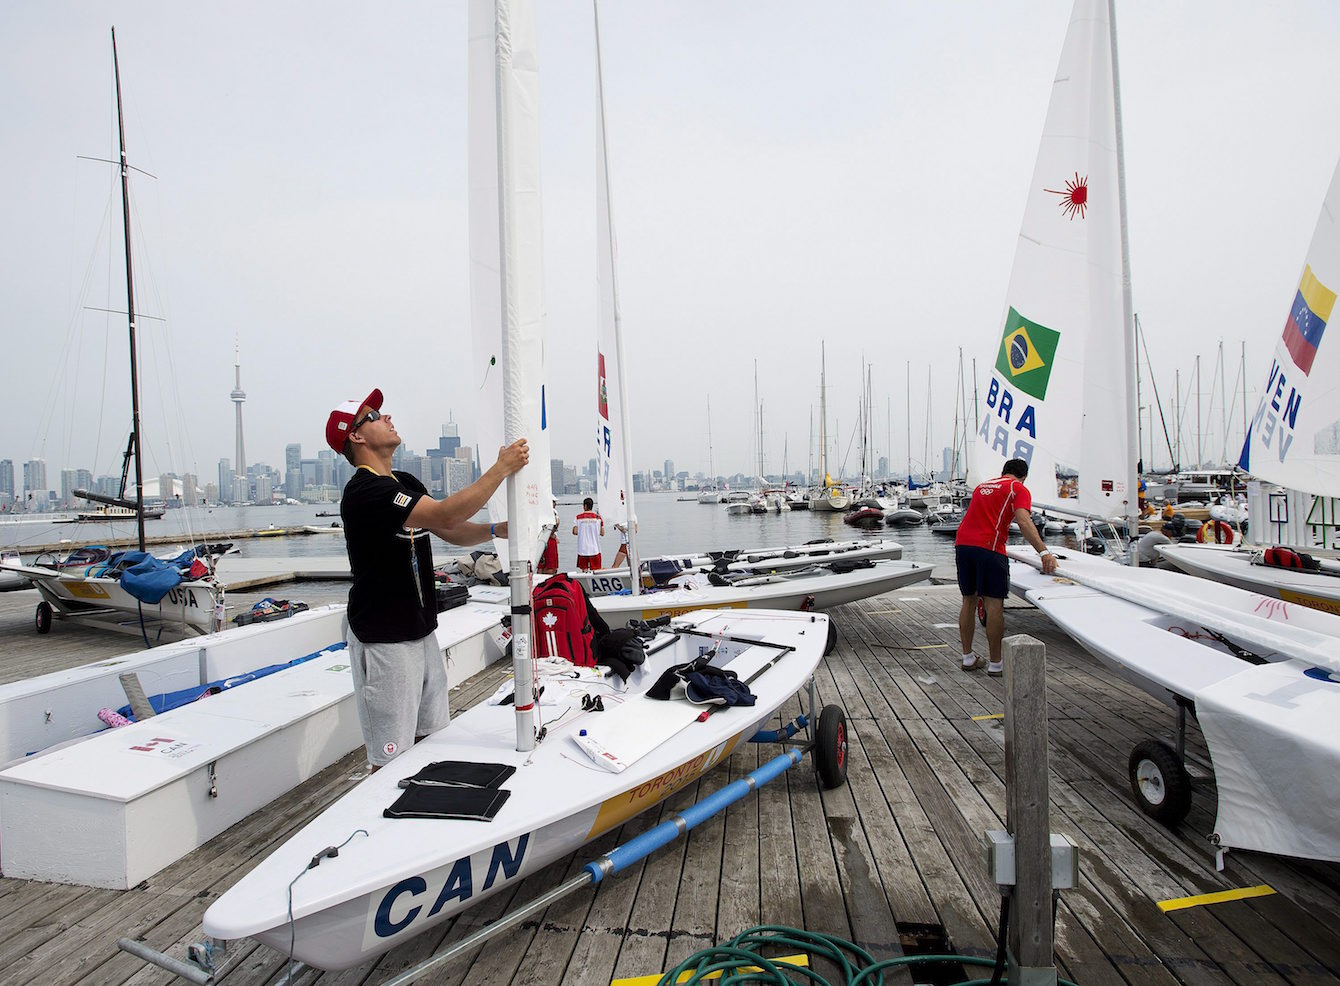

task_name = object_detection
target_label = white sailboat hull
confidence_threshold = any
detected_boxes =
[572,538,906,597]
[3,561,220,636]
[1157,543,1340,616]
[808,490,851,512]
[202,609,830,970]
[591,559,932,627]
[1009,548,1340,862]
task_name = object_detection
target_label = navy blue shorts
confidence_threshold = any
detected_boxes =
[955,545,1009,599]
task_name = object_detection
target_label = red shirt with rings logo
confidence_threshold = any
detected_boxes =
[955,477,1032,554]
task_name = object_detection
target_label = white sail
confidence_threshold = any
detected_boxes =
[594,0,630,530]
[1239,158,1340,499]
[969,0,1133,520]
[468,0,552,567]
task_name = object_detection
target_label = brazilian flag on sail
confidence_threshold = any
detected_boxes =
[995,308,1060,400]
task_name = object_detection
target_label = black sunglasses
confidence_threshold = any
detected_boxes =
[352,409,382,431]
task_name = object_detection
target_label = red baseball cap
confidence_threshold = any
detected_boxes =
[325,388,383,453]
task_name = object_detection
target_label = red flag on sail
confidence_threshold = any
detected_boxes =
[598,353,610,420]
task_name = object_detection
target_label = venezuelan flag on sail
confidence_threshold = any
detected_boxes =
[1282,265,1335,375]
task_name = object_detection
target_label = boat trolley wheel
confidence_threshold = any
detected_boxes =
[1128,739,1192,825]
[35,601,53,635]
[815,704,848,789]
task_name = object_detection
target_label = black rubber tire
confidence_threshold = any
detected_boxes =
[824,619,838,656]
[1128,740,1192,825]
[35,601,53,635]
[815,704,848,789]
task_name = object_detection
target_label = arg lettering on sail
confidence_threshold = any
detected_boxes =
[1242,265,1335,469]
[979,307,1061,468]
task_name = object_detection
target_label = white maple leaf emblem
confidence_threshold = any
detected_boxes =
[542,612,558,628]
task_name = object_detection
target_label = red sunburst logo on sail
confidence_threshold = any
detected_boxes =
[1044,172,1088,220]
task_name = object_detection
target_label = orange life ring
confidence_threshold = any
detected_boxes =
[1196,519,1235,545]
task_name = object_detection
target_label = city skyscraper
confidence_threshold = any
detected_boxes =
[217,457,232,504]
[0,459,13,500]
[23,458,46,495]
[230,342,247,490]
[285,443,303,499]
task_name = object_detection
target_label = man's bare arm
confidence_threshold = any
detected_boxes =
[407,439,527,531]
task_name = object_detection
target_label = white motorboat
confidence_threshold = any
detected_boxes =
[884,506,924,526]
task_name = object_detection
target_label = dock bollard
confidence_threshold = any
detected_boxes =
[982,633,1079,986]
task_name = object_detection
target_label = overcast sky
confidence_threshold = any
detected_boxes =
[5,1,1340,487]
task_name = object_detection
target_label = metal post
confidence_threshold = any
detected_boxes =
[1002,634,1057,986]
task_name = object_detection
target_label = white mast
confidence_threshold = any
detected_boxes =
[818,344,827,486]
[1109,0,1140,554]
[593,0,640,592]
[707,396,715,489]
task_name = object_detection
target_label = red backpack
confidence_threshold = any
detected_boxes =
[532,574,607,667]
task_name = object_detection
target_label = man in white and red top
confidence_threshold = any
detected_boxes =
[572,497,604,571]
[954,457,1058,676]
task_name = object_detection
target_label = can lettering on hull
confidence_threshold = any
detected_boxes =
[363,835,529,949]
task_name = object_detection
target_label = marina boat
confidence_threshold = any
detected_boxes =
[2,546,224,638]
[70,502,166,522]
[843,506,884,526]
[966,0,1340,866]
[0,601,509,887]
[1009,548,1340,862]
[808,485,851,511]
[884,505,925,526]
[808,344,850,512]
[587,557,932,629]
[1158,145,1340,613]
[196,5,851,973]
[1158,541,1340,616]
[0,551,30,592]
[724,499,754,516]
[0,33,225,640]
[572,535,907,597]
[200,607,840,970]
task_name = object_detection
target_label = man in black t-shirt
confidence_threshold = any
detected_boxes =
[326,388,529,768]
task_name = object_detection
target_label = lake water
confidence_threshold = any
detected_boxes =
[0,491,1060,572]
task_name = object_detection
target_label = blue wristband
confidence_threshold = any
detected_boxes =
[490,523,496,538]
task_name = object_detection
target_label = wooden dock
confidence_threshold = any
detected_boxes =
[1,584,1338,984]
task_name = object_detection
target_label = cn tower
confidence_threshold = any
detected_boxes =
[230,343,247,494]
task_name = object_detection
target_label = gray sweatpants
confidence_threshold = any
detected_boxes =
[347,629,452,766]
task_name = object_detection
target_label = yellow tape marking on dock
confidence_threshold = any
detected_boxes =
[611,954,809,985]
[912,644,949,650]
[971,713,1005,721]
[1157,885,1275,912]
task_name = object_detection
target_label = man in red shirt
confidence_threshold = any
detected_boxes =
[954,458,1058,676]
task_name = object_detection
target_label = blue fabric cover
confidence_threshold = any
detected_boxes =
[118,552,183,604]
